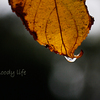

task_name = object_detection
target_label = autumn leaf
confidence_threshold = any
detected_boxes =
[8,0,94,62]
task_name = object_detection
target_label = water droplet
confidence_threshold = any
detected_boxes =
[64,56,77,62]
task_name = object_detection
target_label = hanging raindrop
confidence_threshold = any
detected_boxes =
[64,56,77,62]
[64,50,83,62]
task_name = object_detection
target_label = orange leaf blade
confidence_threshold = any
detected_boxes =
[9,0,94,62]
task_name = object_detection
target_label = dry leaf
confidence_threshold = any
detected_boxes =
[9,0,94,62]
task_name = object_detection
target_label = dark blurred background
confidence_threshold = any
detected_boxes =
[0,0,100,100]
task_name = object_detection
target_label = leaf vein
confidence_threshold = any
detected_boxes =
[54,0,67,54]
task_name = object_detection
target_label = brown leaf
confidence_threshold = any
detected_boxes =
[9,0,94,62]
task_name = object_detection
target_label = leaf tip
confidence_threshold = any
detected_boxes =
[64,50,83,62]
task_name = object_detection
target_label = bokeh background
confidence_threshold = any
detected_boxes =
[0,0,100,99]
